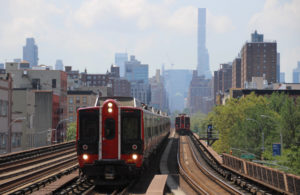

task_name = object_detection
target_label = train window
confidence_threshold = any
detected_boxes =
[185,117,190,125]
[175,117,180,125]
[147,127,151,137]
[79,110,99,142]
[122,116,140,140]
[105,118,115,140]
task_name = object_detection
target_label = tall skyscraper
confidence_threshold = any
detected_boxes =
[23,38,38,68]
[292,61,300,83]
[197,8,210,78]
[115,53,128,77]
[55,60,64,70]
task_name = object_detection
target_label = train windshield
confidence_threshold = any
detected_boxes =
[175,117,180,125]
[121,109,141,141]
[185,117,190,125]
[79,109,99,142]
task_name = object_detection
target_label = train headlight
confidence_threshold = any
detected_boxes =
[108,102,113,108]
[83,154,89,160]
[108,108,113,113]
[132,154,138,160]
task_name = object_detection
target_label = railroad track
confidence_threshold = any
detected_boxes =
[0,141,75,165]
[0,142,77,194]
[52,177,135,195]
[178,135,244,194]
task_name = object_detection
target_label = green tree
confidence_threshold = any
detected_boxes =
[190,111,206,133]
[67,122,76,141]
[203,92,300,175]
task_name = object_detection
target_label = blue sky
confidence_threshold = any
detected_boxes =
[0,0,299,82]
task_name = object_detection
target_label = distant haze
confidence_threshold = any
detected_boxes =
[0,0,299,82]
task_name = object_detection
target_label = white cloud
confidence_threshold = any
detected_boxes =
[0,0,236,74]
[207,10,235,34]
[166,6,197,35]
[248,0,300,82]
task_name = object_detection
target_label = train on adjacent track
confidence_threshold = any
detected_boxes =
[175,113,190,135]
[76,97,170,185]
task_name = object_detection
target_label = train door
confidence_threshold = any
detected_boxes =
[185,117,190,130]
[175,117,180,130]
[180,115,185,129]
[100,100,120,160]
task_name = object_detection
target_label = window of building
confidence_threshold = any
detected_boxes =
[69,116,73,122]
[0,134,6,149]
[52,79,56,88]
[0,100,2,116]
[83,96,87,104]
[76,96,80,103]
[2,101,7,116]
[69,97,73,104]
[69,106,74,113]
[32,78,41,90]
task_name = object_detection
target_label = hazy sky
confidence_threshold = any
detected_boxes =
[0,0,299,82]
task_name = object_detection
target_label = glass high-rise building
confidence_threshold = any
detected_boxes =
[293,61,300,83]
[23,38,38,68]
[124,55,150,104]
[115,53,128,77]
[125,55,148,84]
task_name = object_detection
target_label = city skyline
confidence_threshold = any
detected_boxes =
[0,0,299,81]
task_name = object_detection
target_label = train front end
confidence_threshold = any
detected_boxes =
[76,99,143,185]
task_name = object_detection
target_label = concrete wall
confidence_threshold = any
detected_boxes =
[33,92,52,147]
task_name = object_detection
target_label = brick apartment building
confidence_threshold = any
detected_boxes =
[241,32,277,87]
[232,58,241,88]
[67,90,97,123]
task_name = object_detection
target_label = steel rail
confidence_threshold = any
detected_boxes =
[0,148,75,175]
[187,135,244,194]
[177,137,209,195]
[6,165,78,195]
[0,141,75,165]
[0,141,75,166]
[0,156,77,193]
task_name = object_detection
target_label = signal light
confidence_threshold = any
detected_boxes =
[83,154,88,160]
[132,154,138,160]
[108,102,113,108]
[108,108,113,113]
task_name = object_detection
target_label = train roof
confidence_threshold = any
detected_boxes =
[95,96,168,117]
[176,113,190,117]
[95,96,142,107]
